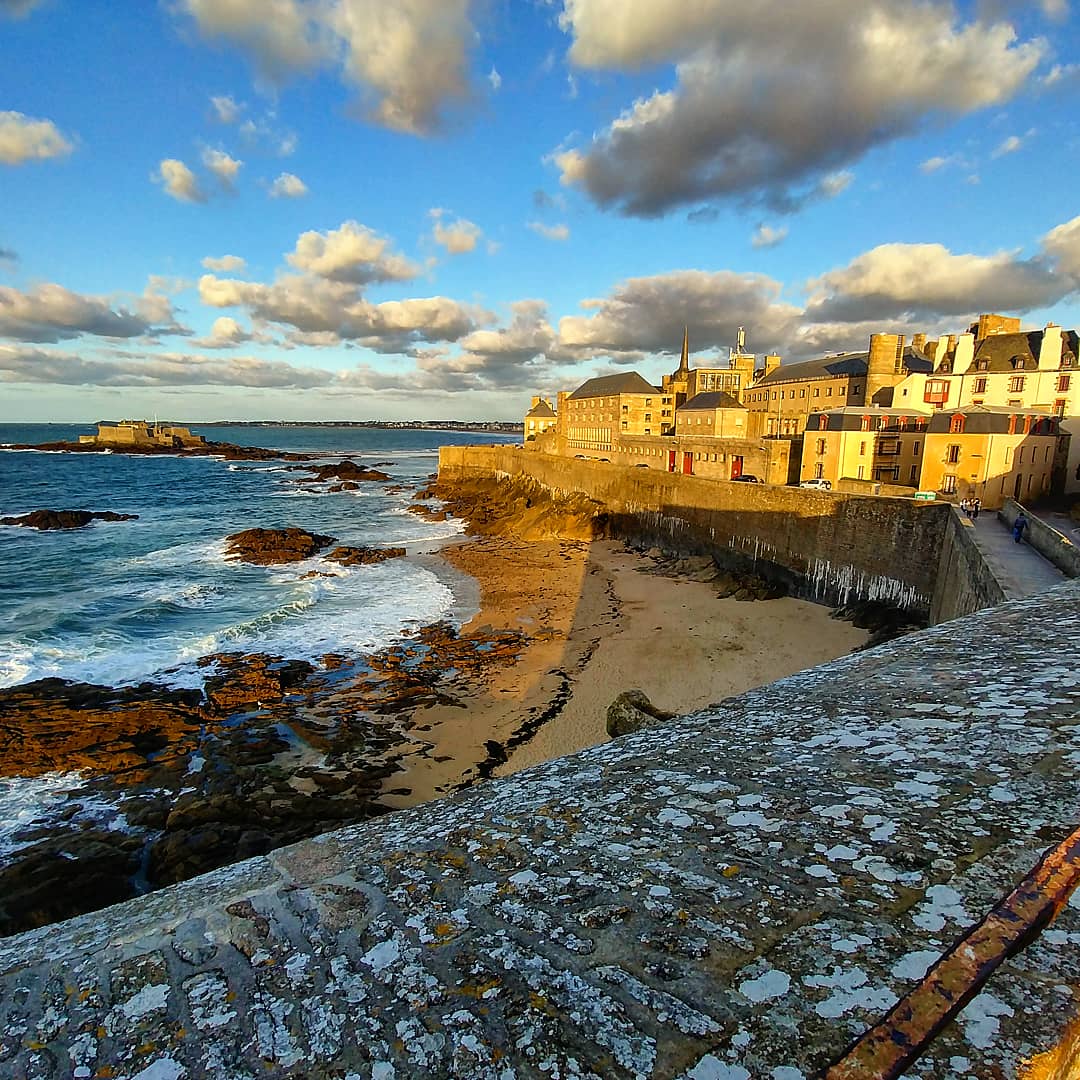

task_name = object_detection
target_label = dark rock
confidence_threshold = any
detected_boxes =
[831,600,926,649]
[1,509,138,530]
[606,688,676,738]
[324,545,406,567]
[295,460,392,484]
[224,527,335,564]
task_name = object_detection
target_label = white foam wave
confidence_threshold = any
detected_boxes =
[0,772,130,866]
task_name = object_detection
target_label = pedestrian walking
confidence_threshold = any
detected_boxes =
[1013,511,1028,543]
[972,498,981,520]
[960,498,970,517]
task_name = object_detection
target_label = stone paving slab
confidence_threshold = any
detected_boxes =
[970,514,1066,598]
[1,582,1079,1079]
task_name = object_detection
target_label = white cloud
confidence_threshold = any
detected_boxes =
[430,209,482,254]
[178,0,327,81]
[178,0,477,135]
[202,147,242,188]
[285,221,418,284]
[192,315,268,349]
[991,133,1023,157]
[0,282,185,343]
[527,221,570,241]
[752,224,788,249]
[920,155,951,173]
[554,1,1044,216]
[805,241,1067,322]
[1042,213,1080,281]
[202,254,247,272]
[197,271,486,352]
[268,171,308,198]
[488,66,502,91]
[0,111,73,166]
[210,94,243,123]
[557,269,801,359]
[155,158,205,203]
[0,343,336,389]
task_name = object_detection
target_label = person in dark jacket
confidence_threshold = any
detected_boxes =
[1013,512,1028,543]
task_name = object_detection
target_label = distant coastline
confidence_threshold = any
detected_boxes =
[193,420,524,433]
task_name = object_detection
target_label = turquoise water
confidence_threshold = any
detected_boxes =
[0,424,516,689]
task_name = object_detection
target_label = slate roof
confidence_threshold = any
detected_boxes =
[964,330,1079,374]
[926,405,1061,435]
[679,391,745,411]
[525,400,556,418]
[755,347,932,387]
[567,372,659,399]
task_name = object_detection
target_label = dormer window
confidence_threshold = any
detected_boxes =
[1010,356,1025,370]
[818,414,828,430]
[950,414,965,434]
[975,359,989,372]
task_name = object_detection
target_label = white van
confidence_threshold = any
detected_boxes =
[800,478,832,491]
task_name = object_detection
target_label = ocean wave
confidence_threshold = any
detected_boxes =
[0,771,131,867]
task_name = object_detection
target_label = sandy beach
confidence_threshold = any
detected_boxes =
[379,534,869,808]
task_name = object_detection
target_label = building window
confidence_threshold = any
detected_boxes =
[913,441,920,454]
[942,474,957,494]
[910,464,918,484]
[857,465,865,479]
[816,438,827,454]
[645,413,652,422]
[946,444,961,464]
[800,389,806,397]
[1055,398,1067,417]
[839,386,846,395]
[1058,374,1071,392]
[814,388,820,396]
[1009,375,1025,393]
[861,416,871,431]
[974,377,987,393]
[853,385,861,394]
[818,415,828,430]
[826,386,832,396]
[859,441,866,456]
[976,359,988,371]
[645,398,652,406]
[814,463,824,479]
[662,397,671,404]
[950,415,965,433]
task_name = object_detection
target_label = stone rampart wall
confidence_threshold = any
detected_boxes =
[930,506,1008,624]
[441,445,950,616]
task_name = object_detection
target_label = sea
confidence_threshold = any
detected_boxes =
[0,423,517,858]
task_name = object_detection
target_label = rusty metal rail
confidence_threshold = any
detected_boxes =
[824,826,1080,1080]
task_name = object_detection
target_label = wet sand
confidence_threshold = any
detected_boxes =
[379,536,869,808]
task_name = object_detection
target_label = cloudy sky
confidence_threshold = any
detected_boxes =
[2,0,1079,422]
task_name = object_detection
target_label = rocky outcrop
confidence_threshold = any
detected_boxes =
[416,476,608,542]
[224,527,335,564]
[292,460,392,484]
[0,509,138,530]
[11,439,311,461]
[832,599,927,649]
[324,545,406,567]
[605,688,676,738]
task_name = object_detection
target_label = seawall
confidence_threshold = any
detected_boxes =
[439,445,985,621]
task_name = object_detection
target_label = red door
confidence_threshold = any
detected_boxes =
[668,450,677,472]
[731,455,743,479]
[683,452,694,475]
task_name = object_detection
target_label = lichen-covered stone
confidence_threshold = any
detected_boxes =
[0,582,1078,1078]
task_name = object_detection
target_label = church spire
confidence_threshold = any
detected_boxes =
[678,326,689,374]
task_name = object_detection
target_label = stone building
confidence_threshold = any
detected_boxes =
[523,396,557,442]
[555,372,673,455]
[802,407,929,492]
[79,420,206,448]
[888,319,1080,490]
[920,406,1066,507]
[803,404,1067,507]
[742,334,934,439]
[661,327,770,405]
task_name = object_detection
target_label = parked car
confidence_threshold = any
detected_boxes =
[731,474,761,483]
[800,478,832,490]
[634,463,650,468]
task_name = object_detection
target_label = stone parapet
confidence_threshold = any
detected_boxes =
[1,582,1078,1078]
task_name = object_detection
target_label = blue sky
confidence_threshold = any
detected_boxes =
[1,0,1079,422]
